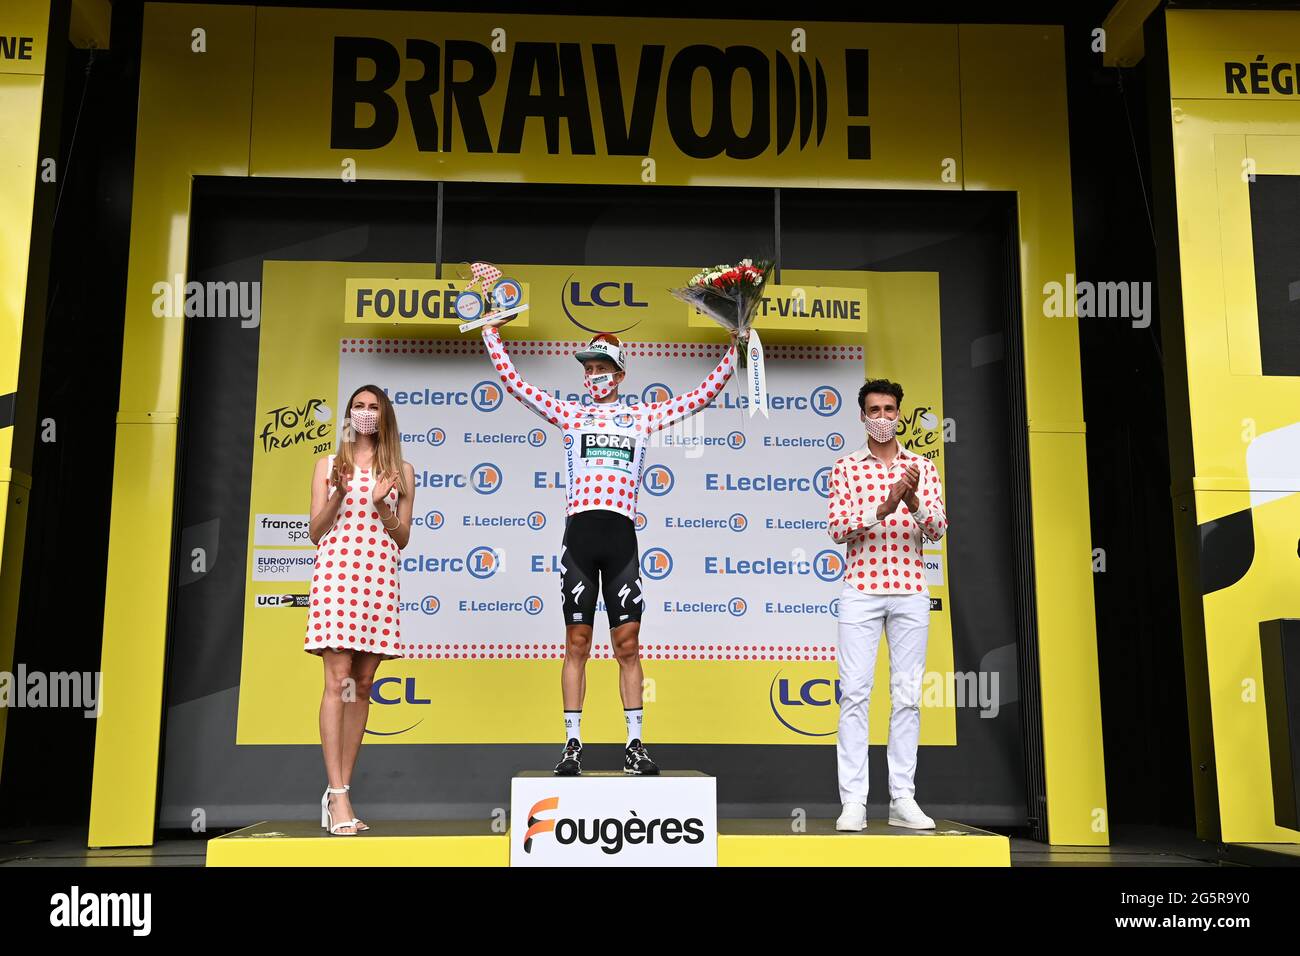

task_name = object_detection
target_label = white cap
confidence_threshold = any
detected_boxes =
[574,337,626,371]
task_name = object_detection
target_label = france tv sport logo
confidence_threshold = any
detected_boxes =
[525,595,544,616]
[472,380,504,412]
[471,462,503,494]
[527,511,546,531]
[814,549,844,582]
[467,546,502,579]
[528,428,547,447]
[643,465,674,496]
[811,385,841,418]
[641,547,673,580]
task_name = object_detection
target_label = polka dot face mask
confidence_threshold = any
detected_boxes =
[584,372,618,400]
[864,414,899,443]
[350,407,379,435]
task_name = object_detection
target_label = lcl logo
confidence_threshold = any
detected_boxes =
[562,277,648,335]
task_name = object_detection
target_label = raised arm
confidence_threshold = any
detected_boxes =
[643,343,736,433]
[481,325,576,427]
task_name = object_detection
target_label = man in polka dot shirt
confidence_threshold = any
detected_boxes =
[480,318,740,776]
[828,378,947,832]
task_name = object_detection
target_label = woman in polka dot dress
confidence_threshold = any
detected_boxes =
[306,384,415,835]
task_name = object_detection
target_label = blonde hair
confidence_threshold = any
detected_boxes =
[332,384,410,497]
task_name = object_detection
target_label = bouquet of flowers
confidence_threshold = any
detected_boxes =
[668,259,773,361]
[668,257,775,417]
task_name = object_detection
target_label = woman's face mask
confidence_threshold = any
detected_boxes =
[350,407,379,435]
[584,372,618,400]
[864,413,899,443]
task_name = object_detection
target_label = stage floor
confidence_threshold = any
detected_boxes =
[3,824,1286,867]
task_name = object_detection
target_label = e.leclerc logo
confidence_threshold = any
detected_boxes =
[471,462,503,494]
[642,383,672,404]
[641,548,673,579]
[472,381,504,411]
[810,385,841,417]
[467,546,502,579]
[643,465,674,496]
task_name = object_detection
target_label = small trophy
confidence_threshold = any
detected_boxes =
[668,258,774,417]
[455,261,529,333]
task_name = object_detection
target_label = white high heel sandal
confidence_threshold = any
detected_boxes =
[343,784,370,831]
[321,786,360,835]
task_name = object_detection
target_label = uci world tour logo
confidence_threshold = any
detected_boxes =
[810,385,841,418]
[524,796,559,853]
[472,381,503,412]
[813,549,844,582]
[642,383,672,404]
[813,465,832,498]
[471,462,503,494]
[467,546,502,579]
[644,464,674,496]
[642,547,673,580]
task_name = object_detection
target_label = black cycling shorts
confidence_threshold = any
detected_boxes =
[559,510,645,630]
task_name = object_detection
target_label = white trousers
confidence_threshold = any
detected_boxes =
[836,585,930,804]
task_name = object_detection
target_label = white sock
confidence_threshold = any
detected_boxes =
[564,710,582,745]
[625,708,644,746]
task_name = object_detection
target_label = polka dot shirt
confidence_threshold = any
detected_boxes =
[827,444,948,595]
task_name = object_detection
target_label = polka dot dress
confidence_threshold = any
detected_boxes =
[304,457,404,659]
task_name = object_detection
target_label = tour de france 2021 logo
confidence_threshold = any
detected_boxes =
[898,405,943,461]
[259,397,333,455]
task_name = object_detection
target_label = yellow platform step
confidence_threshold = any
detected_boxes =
[206,820,506,866]
[718,818,1010,866]
[207,817,1009,866]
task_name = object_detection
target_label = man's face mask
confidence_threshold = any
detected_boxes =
[864,413,899,443]
[585,372,618,400]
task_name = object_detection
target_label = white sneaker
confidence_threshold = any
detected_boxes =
[835,802,867,832]
[888,797,935,829]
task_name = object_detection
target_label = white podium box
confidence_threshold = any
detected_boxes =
[510,771,717,867]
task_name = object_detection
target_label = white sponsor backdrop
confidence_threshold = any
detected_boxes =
[307,337,938,661]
